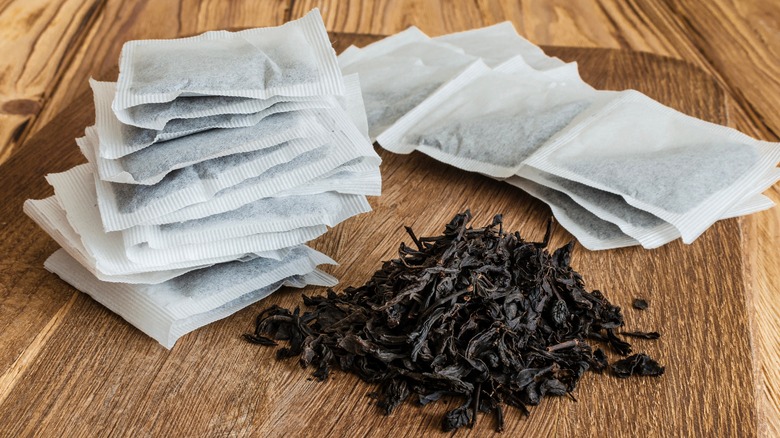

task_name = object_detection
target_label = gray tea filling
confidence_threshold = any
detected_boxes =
[112,142,296,213]
[558,142,759,213]
[529,183,629,241]
[364,82,441,135]
[126,95,257,128]
[164,247,310,300]
[542,172,666,229]
[416,100,588,167]
[118,111,304,181]
[130,37,316,95]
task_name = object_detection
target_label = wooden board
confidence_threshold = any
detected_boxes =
[0,34,756,436]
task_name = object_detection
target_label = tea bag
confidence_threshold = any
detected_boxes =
[339,27,483,139]
[45,247,337,348]
[93,74,366,158]
[518,166,780,248]
[93,108,332,185]
[23,196,229,284]
[523,90,780,243]
[44,164,287,275]
[507,177,639,250]
[112,9,343,116]
[377,56,601,178]
[150,141,381,226]
[124,192,371,249]
[433,21,565,70]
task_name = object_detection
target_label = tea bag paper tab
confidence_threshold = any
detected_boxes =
[113,9,343,112]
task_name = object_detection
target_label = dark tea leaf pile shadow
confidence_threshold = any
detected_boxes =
[244,211,664,432]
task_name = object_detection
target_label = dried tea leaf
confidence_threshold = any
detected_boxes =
[245,211,663,431]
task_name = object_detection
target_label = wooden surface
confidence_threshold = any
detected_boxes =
[0,32,761,436]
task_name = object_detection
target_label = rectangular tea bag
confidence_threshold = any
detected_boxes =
[45,247,337,349]
[339,27,484,140]
[523,90,780,243]
[89,109,378,231]
[94,74,366,158]
[123,192,371,249]
[43,164,285,276]
[377,56,601,178]
[93,108,331,185]
[23,196,226,284]
[507,177,639,250]
[112,9,343,114]
[433,22,565,70]
[518,166,780,248]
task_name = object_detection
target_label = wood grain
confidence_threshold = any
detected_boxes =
[0,0,101,162]
[0,34,758,436]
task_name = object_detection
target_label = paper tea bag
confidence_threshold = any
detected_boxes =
[23,196,228,284]
[93,74,366,158]
[523,90,780,243]
[340,27,484,139]
[377,56,601,178]
[88,109,378,231]
[123,192,371,249]
[42,164,288,276]
[506,177,639,250]
[45,247,337,349]
[112,9,343,116]
[433,22,565,70]
[94,108,331,185]
[518,166,780,248]
[149,141,381,226]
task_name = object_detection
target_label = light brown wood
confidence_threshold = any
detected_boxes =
[0,0,102,162]
[0,34,759,436]
[2,0,779,434]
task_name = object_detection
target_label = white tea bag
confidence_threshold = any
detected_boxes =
[434,21,565,70]
[340,27,485,139]
[94,74,366,158]
[93,108,331,185]
[45,247,337,349]
[149,141,381,225]
[378,56,601,178]
[124,192,371,249]
[91,109,378,231]
[45,164,286,276]
[23,196,225,284]
[523,90,780,243]
[507,177,639,250]
[518,166,780,248]
[112,9,343,115]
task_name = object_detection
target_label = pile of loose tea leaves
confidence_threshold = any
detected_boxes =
[244,211,664,431]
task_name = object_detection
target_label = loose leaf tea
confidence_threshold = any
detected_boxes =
[633,298,649,310]
[245,211,663,431]
[611,353,665,378]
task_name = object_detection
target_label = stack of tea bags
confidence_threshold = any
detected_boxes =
[343,23,780,250]
[24,9,381,348]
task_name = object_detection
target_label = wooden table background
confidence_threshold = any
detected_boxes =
[1,0,778,435]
